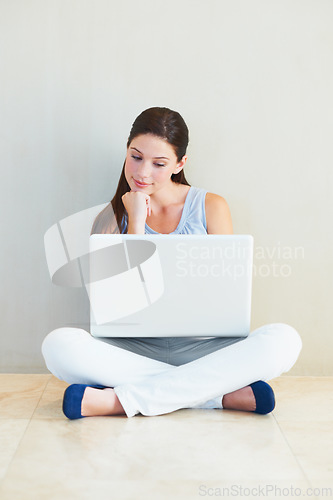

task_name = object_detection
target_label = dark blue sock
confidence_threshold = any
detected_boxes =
[249,381,275,415]
[62,384,106,420]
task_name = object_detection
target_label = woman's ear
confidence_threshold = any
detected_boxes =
[173,155,187,175]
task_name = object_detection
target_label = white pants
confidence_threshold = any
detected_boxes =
[41,324,302,417]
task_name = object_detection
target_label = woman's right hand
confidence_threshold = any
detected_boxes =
[122,191,151,234]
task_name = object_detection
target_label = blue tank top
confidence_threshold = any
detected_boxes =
[123,186,208,234]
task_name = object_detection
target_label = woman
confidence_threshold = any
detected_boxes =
[42,107,302,419]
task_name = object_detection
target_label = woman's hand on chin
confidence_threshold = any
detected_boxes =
[122,191,151,234]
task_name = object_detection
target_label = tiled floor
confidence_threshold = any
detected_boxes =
[0,375,332,500]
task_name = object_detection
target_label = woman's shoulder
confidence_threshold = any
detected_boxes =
[204,192,233,235]
[205,191,229,208]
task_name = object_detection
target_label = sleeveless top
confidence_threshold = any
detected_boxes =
[122,186,208,234]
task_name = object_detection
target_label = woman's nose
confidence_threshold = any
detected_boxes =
[137,161,151,178]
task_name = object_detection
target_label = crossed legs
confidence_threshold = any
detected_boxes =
[42,323,302,417]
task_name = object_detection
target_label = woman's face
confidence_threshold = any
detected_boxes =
[124,134,186,195]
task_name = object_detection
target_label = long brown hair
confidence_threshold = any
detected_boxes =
[91,107,190,234]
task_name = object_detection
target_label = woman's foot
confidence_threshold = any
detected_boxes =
[222,381,275,415]
[62,384,126,419]
[81,387,126,417]
[222,386,256,412]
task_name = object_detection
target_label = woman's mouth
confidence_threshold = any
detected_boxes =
[133,179,151,188]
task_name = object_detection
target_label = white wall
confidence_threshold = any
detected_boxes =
[1,0,332,374]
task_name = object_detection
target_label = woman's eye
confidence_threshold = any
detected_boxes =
[131,155,164,167]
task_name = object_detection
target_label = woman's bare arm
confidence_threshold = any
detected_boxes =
[205,192,233,235]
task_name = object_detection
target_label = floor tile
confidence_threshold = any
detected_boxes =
[276,420,333,482]
[307,480,333,500]
[270,376,333,422]
[0,411,304,497]
[32,377,68,419]
[0,419,30,481]
[2,479,316,500]
[0,477,317,500]
[1,375,331,499]
[0,478,201,500]
[0,375,51,419]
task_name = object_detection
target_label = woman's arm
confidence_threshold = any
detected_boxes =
[205,193,233,235]
[122,191,151,234]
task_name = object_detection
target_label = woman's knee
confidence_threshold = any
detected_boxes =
[42,327,81,357]
[269,323,302,356]
[41,327,90,377]
[252,322,302,373]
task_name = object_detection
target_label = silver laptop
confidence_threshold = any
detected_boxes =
[87,234,253,338]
